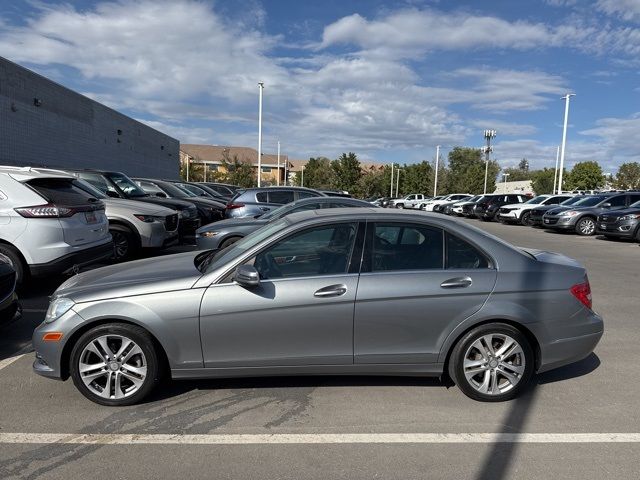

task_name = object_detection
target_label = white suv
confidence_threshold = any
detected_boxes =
[390,194,428,209]
[420,193,471,211]
[0,166,113,283]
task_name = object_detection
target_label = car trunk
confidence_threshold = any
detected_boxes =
[26,178,109,247]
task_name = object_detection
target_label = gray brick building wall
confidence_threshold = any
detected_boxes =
[0,57,179,178]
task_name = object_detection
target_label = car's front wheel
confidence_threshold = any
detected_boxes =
[520,211,532,226]
[449,323,534,402]
[575,217,596,236]
[70,323,162,406]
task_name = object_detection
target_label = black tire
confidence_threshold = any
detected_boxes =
[396,203,404,209]
[70,323,162,406]
[636,227,640,243]
[520,211,532,226]
[449,323,534,402]
[0,244,28,285]
[575,216,596,236]
[110,226,138,262]
[219,236,242,249]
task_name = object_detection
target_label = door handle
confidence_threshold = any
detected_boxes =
[259,207,270,211]
[440,277,473,289]
[314,284,347,298]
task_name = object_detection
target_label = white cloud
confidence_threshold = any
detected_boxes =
[597,0,640,23]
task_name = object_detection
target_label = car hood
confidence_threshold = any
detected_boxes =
[102,198,175,216]
[501,203,526,210]
[133,196,194,211]
[54,252,203,303]
[181,197,226,209]
[545,205,574,215]
[198,217,267,233]
[601,207,640,217]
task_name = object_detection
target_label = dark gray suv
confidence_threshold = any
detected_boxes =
[225,187,325,218]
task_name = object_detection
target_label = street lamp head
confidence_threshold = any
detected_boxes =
[483,129,497,140]
[258,82,264,88]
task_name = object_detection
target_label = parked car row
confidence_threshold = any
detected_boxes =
[429,189,640,242]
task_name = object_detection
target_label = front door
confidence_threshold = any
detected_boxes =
[200,222,362,367]
[354,222,497,364]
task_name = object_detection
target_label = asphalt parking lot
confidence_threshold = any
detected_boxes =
[1,220,639,479]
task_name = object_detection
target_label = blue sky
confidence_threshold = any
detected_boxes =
[1,0,639,173]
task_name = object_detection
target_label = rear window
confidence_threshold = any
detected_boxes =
[27,178,99,206]
[269,191,295,204]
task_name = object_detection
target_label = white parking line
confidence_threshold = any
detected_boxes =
[0,344,33,371]
[1,433,640,445]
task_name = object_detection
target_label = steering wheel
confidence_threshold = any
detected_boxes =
[375,236,392,247]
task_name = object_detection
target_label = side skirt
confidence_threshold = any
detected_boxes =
[171,363,444,380]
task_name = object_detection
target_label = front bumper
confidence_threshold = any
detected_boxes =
[178,218,201,245]
[498,210,520,222]
[542,216,576,229]
[29,241,114,277]
[596,220,638,238]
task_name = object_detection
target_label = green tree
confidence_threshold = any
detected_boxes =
[614,162,640,190]
[398,161,433,197]
[331,152,362,193]
[356,169,387,198]
[221,151,256,188]
[565,161,604,190]
[447,147,500,194]
[180,160,204,181]
[531,168,557,194]
[301,157,336,189]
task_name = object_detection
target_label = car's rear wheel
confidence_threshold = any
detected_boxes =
[70,323,161,406]
[449,323,534,402]
[0,244,27,286]
[220,236,242,249]
[520,211,532,226]
[575,217,596,236]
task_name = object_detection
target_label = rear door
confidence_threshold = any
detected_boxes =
[26,178,109,246]
[354,222,497,364]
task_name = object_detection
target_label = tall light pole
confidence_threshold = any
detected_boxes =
[390,163,394,197]
[558,93,575,195]
[257,82,264,187]
[301,165,305,187]
[433,145,440,197]
[553,145,560,194]
[502,173,510,193]
[483,130,497,194]
[396,168,401,197]
[277,140,281,186]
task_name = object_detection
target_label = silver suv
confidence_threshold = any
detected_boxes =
[71,178,179,261]
[0,166,113,283]
[226,187,325,218]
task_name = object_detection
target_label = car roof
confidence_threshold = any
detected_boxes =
[0,165,74,181]
[241,186,323,193]
[289,196,372,206]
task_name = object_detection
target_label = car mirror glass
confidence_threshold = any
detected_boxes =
[235,264,260,288]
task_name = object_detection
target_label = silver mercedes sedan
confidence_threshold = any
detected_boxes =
[33,209,603,406]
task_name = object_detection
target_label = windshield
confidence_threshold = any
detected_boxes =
[174,183,202,197]
[161,182,196,198]
[200,219,288,273]
[108,173,148,198]
[572,196,609,207]
[73,179,107,199]
[560,196,581,205]
[524,196,548,205]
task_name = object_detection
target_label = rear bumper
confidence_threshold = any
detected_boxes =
[29,241,114,277]
[537,311,604,373]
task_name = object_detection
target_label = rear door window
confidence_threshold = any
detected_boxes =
[606,195,626,207]
[296,191,318,200]
[268,190,295,204]
[446,233,490,269]
[27,178,98,205]
[370,223,444,272]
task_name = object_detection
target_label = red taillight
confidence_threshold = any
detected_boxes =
[14,204,74,218]
[570,278,592,310]
[226,202,245,210]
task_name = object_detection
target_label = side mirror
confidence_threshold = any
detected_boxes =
[106,190,120,198]
[155,192,167,198]
[602,202,611,209]
[235,264,260,288]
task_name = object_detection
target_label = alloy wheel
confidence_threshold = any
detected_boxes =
[111,231,130,260]
[578,218,595,235]
[78,335,147,400]
[462,334,525,396]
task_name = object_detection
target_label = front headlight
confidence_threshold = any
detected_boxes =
[560,210,580,217]
[45,297,75,323]
[619,214,640,221]
[134,214,163,223]
[199,231,219,238]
